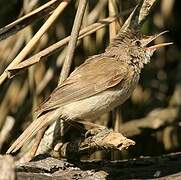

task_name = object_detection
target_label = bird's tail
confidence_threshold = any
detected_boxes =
[6,111,58,154]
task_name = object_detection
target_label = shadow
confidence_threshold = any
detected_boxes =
[70,152,181,179]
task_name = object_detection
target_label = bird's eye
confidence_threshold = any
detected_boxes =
[135,40,141,47]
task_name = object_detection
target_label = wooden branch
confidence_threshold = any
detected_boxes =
[16,152,181,179]
[53,127,135,159]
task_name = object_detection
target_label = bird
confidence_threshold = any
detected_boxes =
[6,12,172,155]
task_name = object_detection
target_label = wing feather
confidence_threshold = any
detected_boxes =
[36,56,128,117]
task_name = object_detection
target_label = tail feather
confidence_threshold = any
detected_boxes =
[7,111,57,154]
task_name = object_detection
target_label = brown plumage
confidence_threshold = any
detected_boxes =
[7,28,172,154]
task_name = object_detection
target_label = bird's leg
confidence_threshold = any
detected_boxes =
[53,119,104,155]
[72,119,105,138]
[85,126,106,138]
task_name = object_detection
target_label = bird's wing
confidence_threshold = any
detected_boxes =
[7,57,128,154]
[35,56,128,117]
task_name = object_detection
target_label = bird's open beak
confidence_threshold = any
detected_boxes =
[141,31,173,54]
[146,42,173,51]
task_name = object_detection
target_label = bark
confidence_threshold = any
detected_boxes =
[16,152,181,180]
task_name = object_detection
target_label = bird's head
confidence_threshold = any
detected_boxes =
[105,3,173,69]
[105,29,172,69]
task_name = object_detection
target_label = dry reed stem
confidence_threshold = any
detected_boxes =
[36,47,67,95]
[36,0,88,157]
[0,0,69,86]
[108,0,117,40]
[36,1,109,96]
[0,116,15,151]
[139,0,157,24]
[18,127,47,164]
[108,0,121,160]
[108,0,120,133]
[87,0,108,24]
[16,0,70,161]
[121,0,157,31]
[0,0,62,41]
[59,0,88,83]
[0,81,21,127]
[8,16,118,77]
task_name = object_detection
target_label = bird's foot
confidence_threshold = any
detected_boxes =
[85,126,106,138]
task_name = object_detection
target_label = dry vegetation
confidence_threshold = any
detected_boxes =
[0,0,180,179]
